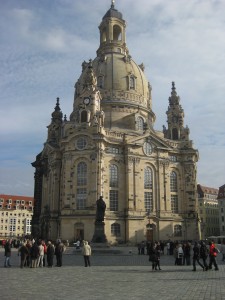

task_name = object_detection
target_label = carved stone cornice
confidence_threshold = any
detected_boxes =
[159,159,170,168]
[128,156,140,165]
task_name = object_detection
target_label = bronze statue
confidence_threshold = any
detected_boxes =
[96,196,106,222]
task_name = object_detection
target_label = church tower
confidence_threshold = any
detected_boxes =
[164,82,190,141]
[32,2,200,243]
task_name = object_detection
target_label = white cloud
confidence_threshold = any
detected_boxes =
[0,165,34,197]
[0,0,224,195]
[11,8,35,37]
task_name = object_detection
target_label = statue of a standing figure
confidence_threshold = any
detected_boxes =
[96,196,106,222]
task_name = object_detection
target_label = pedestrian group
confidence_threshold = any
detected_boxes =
[3,238,223,271]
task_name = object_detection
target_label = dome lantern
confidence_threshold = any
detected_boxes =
[97,2,128,57]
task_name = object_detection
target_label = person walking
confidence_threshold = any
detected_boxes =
[140,241,145,255]
[24,240,32,267]
[166,241,170,255]
[18,242,29,268]
[199,241,208,271]
[55,240,64,267]
[37,240,44,267]
[154,242,162,270]
[149,243,158,271]
[82,241,92,267]
[30,241,40,268]
[192,242,204,271]
[173,244,179,265]
[42,240,47,267]
[4,239,12,267]
[160,241,165,255]
[47,241,55,267]
[183,242,191,265]
[177,244,183,266]
[208,241,219,271]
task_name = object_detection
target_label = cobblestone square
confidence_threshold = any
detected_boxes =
[1,247,225,300]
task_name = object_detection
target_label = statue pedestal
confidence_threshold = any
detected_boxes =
[92,221,107,243]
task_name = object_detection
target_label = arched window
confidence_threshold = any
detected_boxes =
[109,164,118,188]
[113,25,122,41]
[81,110,87,123]
[137,117,144,131]
[172,128,178,140]
[174,225,182,237]
[102,28,106,42]
[171,195,178,213]
[144,167,153,213]
[77,162,87,186]
[97,76,104,88]
[170,171,177,192]
[170,171,178,213]
[144,167,152,189]
[76,162,87,210]
[130,76,135,89]
[109,164,119,211]
[76,188,86,210]
[110,191,118,211]
[111,223,121,236]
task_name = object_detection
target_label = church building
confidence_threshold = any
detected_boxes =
[32,2,200,244]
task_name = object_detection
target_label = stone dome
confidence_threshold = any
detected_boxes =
[103,2,123,20]
[76,53,151,110]
[72,3,155,130]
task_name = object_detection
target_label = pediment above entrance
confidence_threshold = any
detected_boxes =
[124,131,173,151]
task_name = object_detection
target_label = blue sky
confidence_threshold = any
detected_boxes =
[0,0,224,196]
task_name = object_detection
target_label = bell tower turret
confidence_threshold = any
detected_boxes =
[97,1,129,57]
[163,82,190,141]
[47,97,63,145]
[70,60,103,128]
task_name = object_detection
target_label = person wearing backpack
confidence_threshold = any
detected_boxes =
[199,241,208,271]
[208,241,219,271]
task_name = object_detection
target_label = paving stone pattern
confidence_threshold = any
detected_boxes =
[0,247,225,300]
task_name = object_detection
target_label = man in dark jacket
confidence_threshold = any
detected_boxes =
[199,241,208,271]
[30,242,40,268]
[4,239,12,267]
[183,242,191,265]
[55,241,64,267]
[18,242,29,268]
[47,240,55,267]
[192,242,204,271]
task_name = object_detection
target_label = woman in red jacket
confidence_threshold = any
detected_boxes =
[208,241,219,271]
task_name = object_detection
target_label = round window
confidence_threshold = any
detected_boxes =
[76,137,87,150]
[143,142,152,156]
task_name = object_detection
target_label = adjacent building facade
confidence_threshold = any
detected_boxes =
[218,184,225,236]
[0,194,34,239]
[197,184,220,240]
[32,2,200,244]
